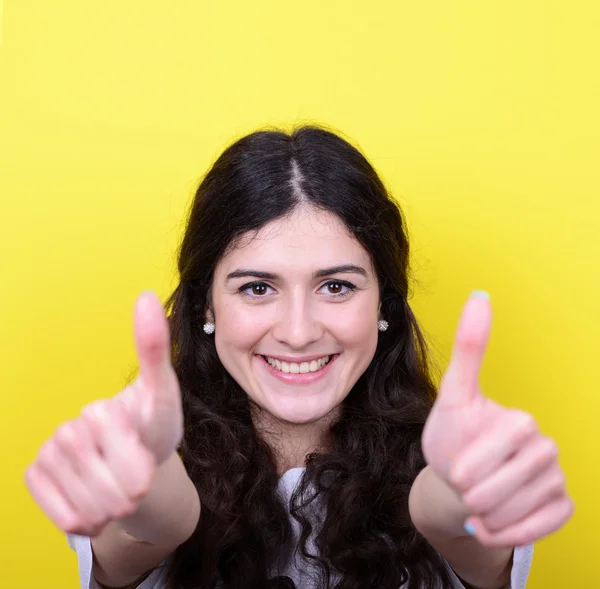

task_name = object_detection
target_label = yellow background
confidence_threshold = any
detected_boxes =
[1,0,597,586]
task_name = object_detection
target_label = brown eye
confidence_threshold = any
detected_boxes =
[239,282,273,298]
[319,280,356,298]
[251,284,268,296]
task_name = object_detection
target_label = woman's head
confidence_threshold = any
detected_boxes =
[211,205,380,428]
[176,126,411,427]
[163,125,453,589]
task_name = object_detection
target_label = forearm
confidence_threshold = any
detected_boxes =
[409,465,513,589]
[91,451,200,587]
[116,449,200,545]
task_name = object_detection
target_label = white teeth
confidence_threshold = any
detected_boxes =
[265,355,331,374]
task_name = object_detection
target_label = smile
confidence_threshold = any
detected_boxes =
[257,353,339,384]
[263,355,331,374]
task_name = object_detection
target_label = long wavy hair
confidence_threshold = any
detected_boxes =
[157,125,453,589]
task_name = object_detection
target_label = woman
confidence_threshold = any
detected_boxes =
[25,126,572,589]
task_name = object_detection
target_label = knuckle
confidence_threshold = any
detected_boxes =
[130,470,154,501]
[513,529,531,547]
[564,497,575,518]
[462,492,485,514]
[112,501,137,520]
[24,464,38,490]
[81,400,106,422]
[54,422,77,447]
[447,469,465,490]
[552,470,566,493]
[540,437,559,462]
[61,513,85,534]
[477,534,497,549]
[134,480,153,501]
[104,397,123,419]
[83,513,103,530]
[447,463,469,490]
[511,409,537,438]
[480,514,501,533]
[89,512,111,529]
[37,440,56,465]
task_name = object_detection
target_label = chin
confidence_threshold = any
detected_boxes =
[266,398,340,427]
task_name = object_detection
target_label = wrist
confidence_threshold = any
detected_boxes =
[117,450,199,546]
[409,466,515,589]
[409,465,470,541]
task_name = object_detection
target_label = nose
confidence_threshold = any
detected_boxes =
[271,296,323,350]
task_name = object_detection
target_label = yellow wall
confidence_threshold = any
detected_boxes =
[1,0,597,586]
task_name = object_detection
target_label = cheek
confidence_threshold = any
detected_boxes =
[328,303,379,353]
[215,302,268,351]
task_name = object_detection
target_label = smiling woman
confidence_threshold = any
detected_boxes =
[25,125,571,589]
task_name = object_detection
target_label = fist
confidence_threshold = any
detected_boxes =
[24,292,183,537]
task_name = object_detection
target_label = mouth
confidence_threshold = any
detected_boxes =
[256,354,339,384]
[262,354,332,374]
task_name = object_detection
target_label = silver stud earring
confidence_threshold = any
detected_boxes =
[378,319,389,332]
[203,321,215,335]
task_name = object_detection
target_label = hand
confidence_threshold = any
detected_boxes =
[421,292,574,548]
[24,291,183,537]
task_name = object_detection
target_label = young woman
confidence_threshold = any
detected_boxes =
[25,126,572,589]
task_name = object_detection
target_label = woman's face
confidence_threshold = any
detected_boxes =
[210,205,381,426]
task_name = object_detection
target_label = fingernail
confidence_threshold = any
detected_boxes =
[464,522,477,536]
[471,290,490,300]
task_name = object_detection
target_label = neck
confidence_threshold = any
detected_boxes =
[251,405,339,477]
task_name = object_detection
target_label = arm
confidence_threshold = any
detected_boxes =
[409,465,513,589]
[91,451,201,588]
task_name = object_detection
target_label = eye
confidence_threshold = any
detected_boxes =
[319,280,356,298]
[239,281,274,298]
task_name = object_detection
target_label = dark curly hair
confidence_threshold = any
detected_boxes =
[157,125,454,589]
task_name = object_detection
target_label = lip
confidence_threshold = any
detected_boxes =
[255,353,339,385]
[258,353,335,363]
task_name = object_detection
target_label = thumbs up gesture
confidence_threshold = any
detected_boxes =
[25,292,183,537]
[421,292,573,547]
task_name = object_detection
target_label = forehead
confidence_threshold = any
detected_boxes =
[219,206,373,271]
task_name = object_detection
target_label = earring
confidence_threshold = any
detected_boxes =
[378,319,389,332]
[203,321,215,335]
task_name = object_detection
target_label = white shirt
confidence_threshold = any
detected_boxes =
[68,467,534,588]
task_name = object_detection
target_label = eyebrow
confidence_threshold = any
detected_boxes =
[225,264,368,282]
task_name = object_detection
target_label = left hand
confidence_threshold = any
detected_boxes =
[422,291,574,548]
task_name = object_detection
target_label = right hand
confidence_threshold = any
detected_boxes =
[24,291,184,537]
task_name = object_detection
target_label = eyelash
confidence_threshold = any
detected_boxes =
[238,280,357,300]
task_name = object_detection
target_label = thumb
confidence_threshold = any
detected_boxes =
[134,291,174,399]
[438,291,492,406]
[118,291,183,464]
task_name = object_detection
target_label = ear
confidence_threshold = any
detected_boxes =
[204,290,214,322]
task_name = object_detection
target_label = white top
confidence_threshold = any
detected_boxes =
[68,467,534,588]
